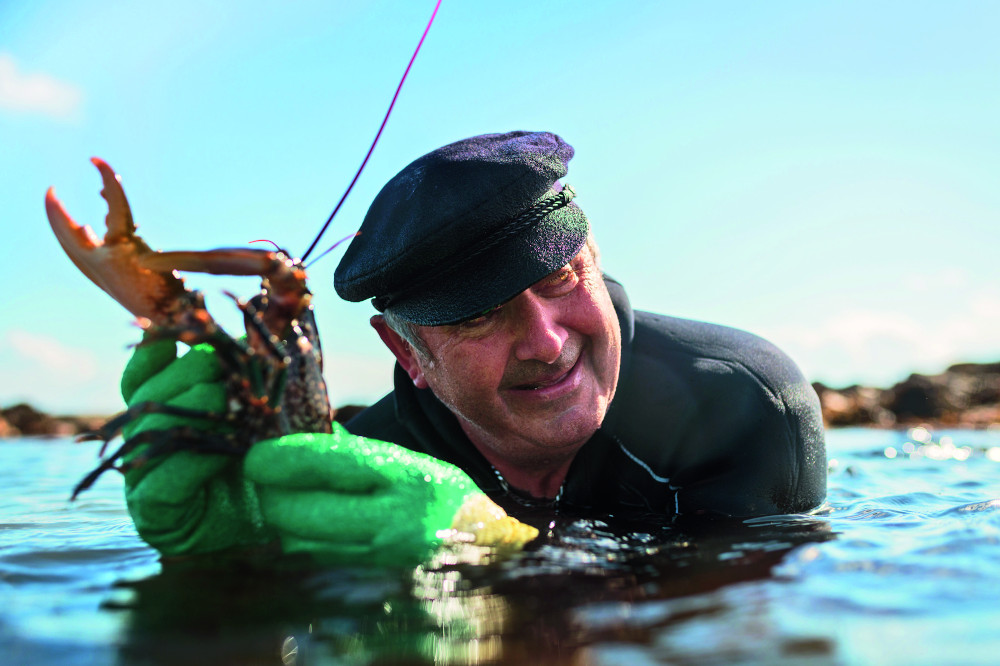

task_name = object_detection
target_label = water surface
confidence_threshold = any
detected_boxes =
[2,428,998,665]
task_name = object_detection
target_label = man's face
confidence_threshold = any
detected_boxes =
[405,244,621,466]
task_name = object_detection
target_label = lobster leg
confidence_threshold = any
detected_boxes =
[72,425,253,500]
[78,402,234,450]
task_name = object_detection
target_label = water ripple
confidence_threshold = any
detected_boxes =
[2,431,1000,664]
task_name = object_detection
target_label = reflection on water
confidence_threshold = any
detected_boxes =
[99,514,833,665]
[2,428,999,665]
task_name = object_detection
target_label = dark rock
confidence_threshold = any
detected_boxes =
[882,373,950,420]
[1,403,111,438]
[815,360,1000,428]
[2,403,69,437]
[812,383,894,427]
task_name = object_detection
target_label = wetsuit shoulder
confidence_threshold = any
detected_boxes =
[605,312,826,517]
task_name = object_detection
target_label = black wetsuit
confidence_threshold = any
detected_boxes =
[345,278,827,518]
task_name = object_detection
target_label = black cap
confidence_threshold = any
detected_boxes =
[334,131,589,326]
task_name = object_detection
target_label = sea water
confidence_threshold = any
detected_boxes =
[1,427,998,665]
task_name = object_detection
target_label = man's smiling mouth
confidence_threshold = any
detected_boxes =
[505,353,583,394]
[515,369,571,390]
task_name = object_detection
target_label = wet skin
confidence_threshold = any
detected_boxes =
[373,244,622,498]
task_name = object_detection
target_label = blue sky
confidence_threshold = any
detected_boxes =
[2,0,998,415]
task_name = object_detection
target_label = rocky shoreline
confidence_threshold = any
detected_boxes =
[0,403,109,438]
[0,402,368,439]
[2,361,998,437]
[812,361,1000,428]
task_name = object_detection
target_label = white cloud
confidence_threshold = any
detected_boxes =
[759,290,1000,388]
[5,329,99,379]
[0,53,82,120]
[0,329,124,414]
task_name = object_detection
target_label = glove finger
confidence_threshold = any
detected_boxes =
[122,380,230,442]
[124,449,233,503]
[119,379,234,490]
[277,534,375,562]
[256,487,421,543]
[128,343,225,407]
[244,430,392,493]
[278,533,434,567]
[246,427,480,492]
[121,337,177,403]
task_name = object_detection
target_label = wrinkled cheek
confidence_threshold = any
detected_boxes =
[430,356,505,414]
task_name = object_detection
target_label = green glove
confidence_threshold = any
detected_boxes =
[245,428,482,565]
[245,431,538,565]
[118,336,273,557]
[116,338,537,564]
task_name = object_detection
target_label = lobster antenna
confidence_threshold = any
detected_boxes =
[249,239,282,252]
[301,0,443,262]
[305,232,362,269]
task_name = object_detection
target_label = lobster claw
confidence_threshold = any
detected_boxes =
[46,158,189,326]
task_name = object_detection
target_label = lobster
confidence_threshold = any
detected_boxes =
[46,157,335,498]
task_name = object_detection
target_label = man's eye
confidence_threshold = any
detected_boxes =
[459,304,503,330]
[461,315,488,328]
[537,266,579,295]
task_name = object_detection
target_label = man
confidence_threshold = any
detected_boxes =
[114,131,825,564]
[334,130,827,517]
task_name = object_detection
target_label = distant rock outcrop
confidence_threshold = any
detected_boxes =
[0,401,371,438]
[813,361,1000,428]
[0,403,108,438]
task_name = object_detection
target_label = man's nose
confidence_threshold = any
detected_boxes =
[510,291,567,364]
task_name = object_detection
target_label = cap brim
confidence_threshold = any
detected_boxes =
[383,203,589,326]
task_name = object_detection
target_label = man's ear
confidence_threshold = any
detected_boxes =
[370,315,429,389]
